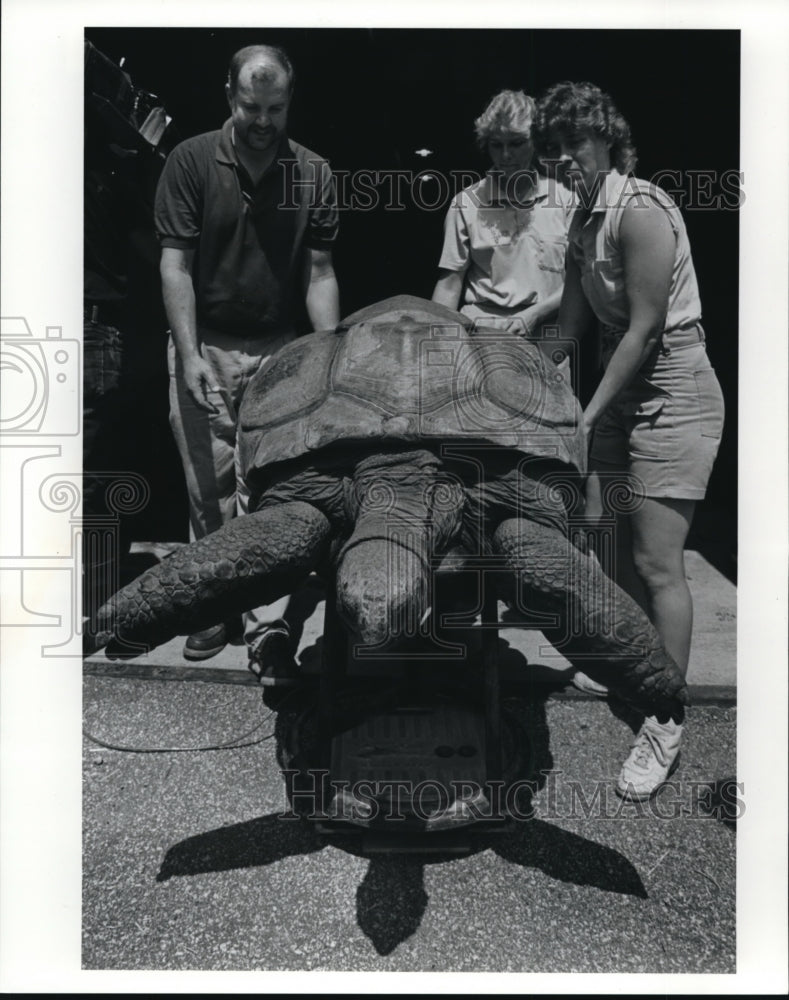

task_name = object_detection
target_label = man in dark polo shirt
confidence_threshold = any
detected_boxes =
[154,43,340,672]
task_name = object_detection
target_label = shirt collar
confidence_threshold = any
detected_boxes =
[216,119,236,164]
[483,170,549,207]
[588,169,632,213]
[215,118,291,169]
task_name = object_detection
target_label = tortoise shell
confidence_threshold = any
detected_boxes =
[238,295,586,477]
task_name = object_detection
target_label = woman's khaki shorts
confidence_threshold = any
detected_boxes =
[589,343,725,500]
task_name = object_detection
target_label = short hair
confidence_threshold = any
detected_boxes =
[473,90,536,149]
[535,81,637,174]
[227,44,295,96]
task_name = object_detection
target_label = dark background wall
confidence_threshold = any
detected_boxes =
[84,27,740,546]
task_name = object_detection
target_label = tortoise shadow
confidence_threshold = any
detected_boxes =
[156,813,324,882]
[154,691,645,956]
[354,856,429,956]
[492,819,647,898]
[155,807,647,957]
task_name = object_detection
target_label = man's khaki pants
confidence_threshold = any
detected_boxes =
[168,326,295,651]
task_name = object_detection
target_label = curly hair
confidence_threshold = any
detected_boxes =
[535,81,637,174]
[473,90,536,149]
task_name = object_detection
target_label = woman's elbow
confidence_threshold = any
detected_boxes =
[432,270,463,308]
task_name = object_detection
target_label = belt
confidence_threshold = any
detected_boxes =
[600,321,705,357]
[84,301,125,327]
[196,322,295,342]
[658,323,705,356]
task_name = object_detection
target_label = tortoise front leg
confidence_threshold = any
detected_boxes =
[92,502,332,653]
[493,517,688,719]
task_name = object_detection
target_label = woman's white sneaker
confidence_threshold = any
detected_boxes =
[615,716,683,801]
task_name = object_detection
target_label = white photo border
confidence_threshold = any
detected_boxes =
[1,0,787,993]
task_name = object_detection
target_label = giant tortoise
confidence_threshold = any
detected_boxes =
[94,295,688,718]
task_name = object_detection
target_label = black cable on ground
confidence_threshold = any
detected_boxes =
[82,685,306,754]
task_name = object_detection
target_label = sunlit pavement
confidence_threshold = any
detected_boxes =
[82,544,736,971]
[83,680,736,971]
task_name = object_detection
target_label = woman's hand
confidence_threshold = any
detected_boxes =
[517,303,544,336]
[582,408,598,441]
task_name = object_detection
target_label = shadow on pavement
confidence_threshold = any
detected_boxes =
[695,777,741,832]
[156,813,323,882]
[352,814,649,955]
[283,575,325,656]
[355,857,429,955]
[492,820,647,898]
[155,808,648,954]
[687,504,737,585]
[155,689,647,955]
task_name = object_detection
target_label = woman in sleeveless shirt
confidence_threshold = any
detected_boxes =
[536,81,725,801]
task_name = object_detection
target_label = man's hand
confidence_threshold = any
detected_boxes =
[160,246,219,410]
[182,354,220,414]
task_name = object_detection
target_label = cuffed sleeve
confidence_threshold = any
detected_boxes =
[438,195,470,272]
[154,139,205,248]
[303,158,339,250]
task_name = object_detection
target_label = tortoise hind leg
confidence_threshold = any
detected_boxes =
[492,517,688,719]
[91,502,332,654]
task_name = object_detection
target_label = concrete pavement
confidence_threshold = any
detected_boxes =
[83,678,736,971]
[82,542,738,972]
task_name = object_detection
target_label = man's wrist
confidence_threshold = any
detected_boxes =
[175,341,204,367]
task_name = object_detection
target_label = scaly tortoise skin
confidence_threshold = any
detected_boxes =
[94,295,688,718]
